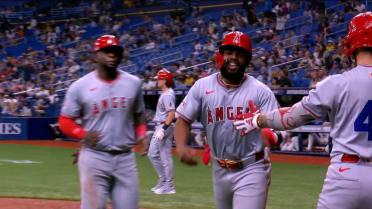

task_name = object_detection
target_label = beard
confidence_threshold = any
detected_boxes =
[220,60,247,84]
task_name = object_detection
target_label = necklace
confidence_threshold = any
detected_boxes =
[219,74,246,88]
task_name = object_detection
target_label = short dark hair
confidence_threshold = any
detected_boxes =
[165,80,174,88]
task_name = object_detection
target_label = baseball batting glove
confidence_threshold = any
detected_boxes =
[154,128,165,141]
[233,100,261,136]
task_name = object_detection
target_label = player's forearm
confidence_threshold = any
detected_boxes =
[58,115,86,139]
[174,117,191,148]
[164,111,175,126]
[257,102,316,130]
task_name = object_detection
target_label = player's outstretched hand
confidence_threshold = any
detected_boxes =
[137,135,149,155]
[82,131,101,148]
[233,100,260,136]
[176,145,198,166]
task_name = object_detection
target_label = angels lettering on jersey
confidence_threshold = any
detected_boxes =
[207,106,251,124]
[92,97,128,115]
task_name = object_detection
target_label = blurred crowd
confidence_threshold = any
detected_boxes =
[0,0,367,117]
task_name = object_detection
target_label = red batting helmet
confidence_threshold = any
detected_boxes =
[343,12,372,57]
[215,50,225,69]
[94,35,123,53]
[157,69,173,83]
[219,31,252,57]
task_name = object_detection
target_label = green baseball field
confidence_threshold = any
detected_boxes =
[0,141,328,209]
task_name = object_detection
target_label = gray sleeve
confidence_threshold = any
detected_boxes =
[176,81,201,122]
[257,85,279,113]
[301,76,336,118]
[265,102,316,130]
[163,95,176,111]
[61,82,82,118]
[264,77,336,130]
[134,82,146,114]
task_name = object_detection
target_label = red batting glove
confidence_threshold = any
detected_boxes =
[201,143,211,166]
[234,100,260,136]
[72,149,80,164]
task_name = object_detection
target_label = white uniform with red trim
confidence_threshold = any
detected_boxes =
[299,65,372,209]
[176,72,278,209]
[61,70,145,209]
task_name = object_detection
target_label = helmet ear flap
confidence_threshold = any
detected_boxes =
[216,50,225,69]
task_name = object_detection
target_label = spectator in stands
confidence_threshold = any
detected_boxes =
[1,98,11,116]
[5,93,17,114]
[143,76,157,90]
[48,88,59,104]
[276,12,287,31]
[354,0,366,13]
[329,63,341,75]
[277,69,292,87]
[175,77,187,89]
[34,94,50,117]
[184,71,194,87]
[14,100,33,117]
[280,132,300,152]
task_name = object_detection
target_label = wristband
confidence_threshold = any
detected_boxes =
[162,124,169,130]
[136,125,147,137]
[72,128,86,140]
[252,114,260,128]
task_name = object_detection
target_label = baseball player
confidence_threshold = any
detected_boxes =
[233,12,372,209]
[148,69,176,194]
[58,35,148,209]
[174,31,278,209]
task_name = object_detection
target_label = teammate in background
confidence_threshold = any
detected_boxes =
[233,12,372,209]
[58,35,148,209]
[175,31,278,209]
[148,69,176,195]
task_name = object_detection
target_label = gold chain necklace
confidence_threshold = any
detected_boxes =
[219,74,245,88]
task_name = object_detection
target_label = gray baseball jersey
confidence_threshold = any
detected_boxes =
[176,72,277,209]
[301,65,372,159]
[61,70,145,209]
[153,89,176,123]
[300,65,372,209]
[176,73,278,159]
[61,70,145,151]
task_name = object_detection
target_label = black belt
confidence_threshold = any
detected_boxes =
[105,149,131,155]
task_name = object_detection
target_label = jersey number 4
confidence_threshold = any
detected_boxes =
[354,100,372,141]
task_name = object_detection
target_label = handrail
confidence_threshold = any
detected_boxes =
[288,66,307,72]
[151,51,182,62]
[325,2,347,14]
[13,79,77,95]
[276,35,304,46]
[271,58,306,68]
[171,32,197,44]
[180,61,213,71]
[129,20,152,30]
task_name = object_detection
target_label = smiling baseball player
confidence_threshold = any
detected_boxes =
[175,31,278,209]
[233,12,372,209]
